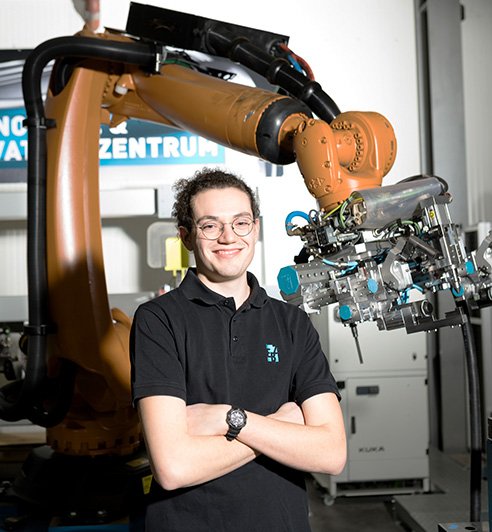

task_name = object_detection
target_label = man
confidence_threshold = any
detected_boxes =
[130,168,346,531]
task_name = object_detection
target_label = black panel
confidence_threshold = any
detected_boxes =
[125,2,288,54]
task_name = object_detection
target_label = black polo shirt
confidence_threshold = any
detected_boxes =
[130,268,339,532]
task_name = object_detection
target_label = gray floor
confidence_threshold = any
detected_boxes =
[394,448,489,532]
[308,477,406,531]
[307,447,490,532]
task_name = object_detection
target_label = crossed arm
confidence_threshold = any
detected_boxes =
[137,392,347,491]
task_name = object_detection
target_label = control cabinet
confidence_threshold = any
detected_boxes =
[310,306,430,497]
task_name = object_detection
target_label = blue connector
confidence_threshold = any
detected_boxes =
[277,266,300,296]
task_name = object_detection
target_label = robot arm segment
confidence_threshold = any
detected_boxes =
[0,35,159,430]
[293,111,397,212]
[107,63,312,165]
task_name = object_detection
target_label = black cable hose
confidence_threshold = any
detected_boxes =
[459,303,483,522]
[205,23,341,123]
[0,36,157,427]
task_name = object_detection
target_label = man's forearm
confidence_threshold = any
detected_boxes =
[155,434,259,489]
[158,402,303,488]
[237,411,345,475]
[186,397,345,477]
[141,398,259,491]
[142,395,345,491]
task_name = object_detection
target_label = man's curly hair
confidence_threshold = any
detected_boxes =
[172,167,260,232]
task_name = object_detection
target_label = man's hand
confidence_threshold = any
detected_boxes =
[186,403,229,436]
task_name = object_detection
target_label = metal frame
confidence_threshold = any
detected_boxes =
[415,0,469,453]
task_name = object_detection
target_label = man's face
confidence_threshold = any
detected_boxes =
[180,187,259,286]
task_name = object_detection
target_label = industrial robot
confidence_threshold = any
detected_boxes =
[0,2,490,525]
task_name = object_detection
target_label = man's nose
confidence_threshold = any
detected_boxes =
[218,223,236,242]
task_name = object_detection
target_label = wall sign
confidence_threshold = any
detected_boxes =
[99,120,224,166]
[0,106,224,174]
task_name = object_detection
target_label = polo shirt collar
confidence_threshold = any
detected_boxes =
[180,268,268,309]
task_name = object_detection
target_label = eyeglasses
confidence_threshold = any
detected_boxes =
[195,217,255,240]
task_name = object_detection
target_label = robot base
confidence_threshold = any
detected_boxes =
[6,445,151,527]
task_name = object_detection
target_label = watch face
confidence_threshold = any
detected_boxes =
[229,409,245,428]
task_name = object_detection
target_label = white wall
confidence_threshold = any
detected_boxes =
[461,0,492,226]
[0,0,421,297]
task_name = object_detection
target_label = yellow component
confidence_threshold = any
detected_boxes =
[142,474,153,495]
[165,237,189,278]
[126,456,150,468]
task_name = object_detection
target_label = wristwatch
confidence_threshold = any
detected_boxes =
[225,406,247,441]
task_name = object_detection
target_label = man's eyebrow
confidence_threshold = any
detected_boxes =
[195,212,253,224]
[195,215,219,224]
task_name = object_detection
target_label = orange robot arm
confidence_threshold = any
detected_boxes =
[0,19,395,457]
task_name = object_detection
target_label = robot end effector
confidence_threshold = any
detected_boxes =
[279,175,492,337]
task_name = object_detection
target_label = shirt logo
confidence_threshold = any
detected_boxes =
[266,344,279,363]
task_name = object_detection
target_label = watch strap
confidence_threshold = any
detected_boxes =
[225,426,241,441]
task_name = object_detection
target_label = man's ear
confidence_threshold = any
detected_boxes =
[179,226,193,251]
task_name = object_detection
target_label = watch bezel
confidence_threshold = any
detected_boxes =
[225,406,247,441]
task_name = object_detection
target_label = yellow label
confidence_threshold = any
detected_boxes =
[142,474,153,495]
[126,457,149,469]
